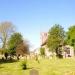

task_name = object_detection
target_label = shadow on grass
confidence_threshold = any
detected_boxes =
[22,67,33,70]
[24,67,40,70]
[0,66,4,69]
[0,59,18,64]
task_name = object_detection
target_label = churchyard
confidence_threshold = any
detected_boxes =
[0,57,75,75]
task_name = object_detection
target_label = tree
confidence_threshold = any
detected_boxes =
[0,22,15,49]
[66,25,75,49]
[8,32,23,55]
[8,32,29,56]
[16,40,29,56]
[47,24,65,53]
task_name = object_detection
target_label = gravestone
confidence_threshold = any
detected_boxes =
[30,69,39,75]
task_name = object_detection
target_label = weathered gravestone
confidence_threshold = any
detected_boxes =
[30,69,39,75]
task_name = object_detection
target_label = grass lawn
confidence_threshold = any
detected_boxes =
[0,58,75,75]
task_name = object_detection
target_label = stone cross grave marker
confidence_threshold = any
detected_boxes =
[30,69,39,75]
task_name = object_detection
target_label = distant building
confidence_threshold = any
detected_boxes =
[40,32,48,46]
[40,32,51,57]
[40,32,74,58]
[34,48,40,55]
[62,45,74,58]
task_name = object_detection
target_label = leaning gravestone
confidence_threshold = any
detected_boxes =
[30,69,39,75]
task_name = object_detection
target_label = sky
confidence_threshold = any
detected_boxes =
[0,0,75,50]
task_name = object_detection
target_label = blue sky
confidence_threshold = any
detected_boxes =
[0,0,75,50]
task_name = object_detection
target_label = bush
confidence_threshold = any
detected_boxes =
[21,60,27,70]
[40,47,45,56]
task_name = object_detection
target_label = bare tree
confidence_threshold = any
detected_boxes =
[0,21,15,49]
[16,40,29,56]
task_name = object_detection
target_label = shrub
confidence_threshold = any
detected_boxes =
[21,60,27,70]
[40,47,45,56]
